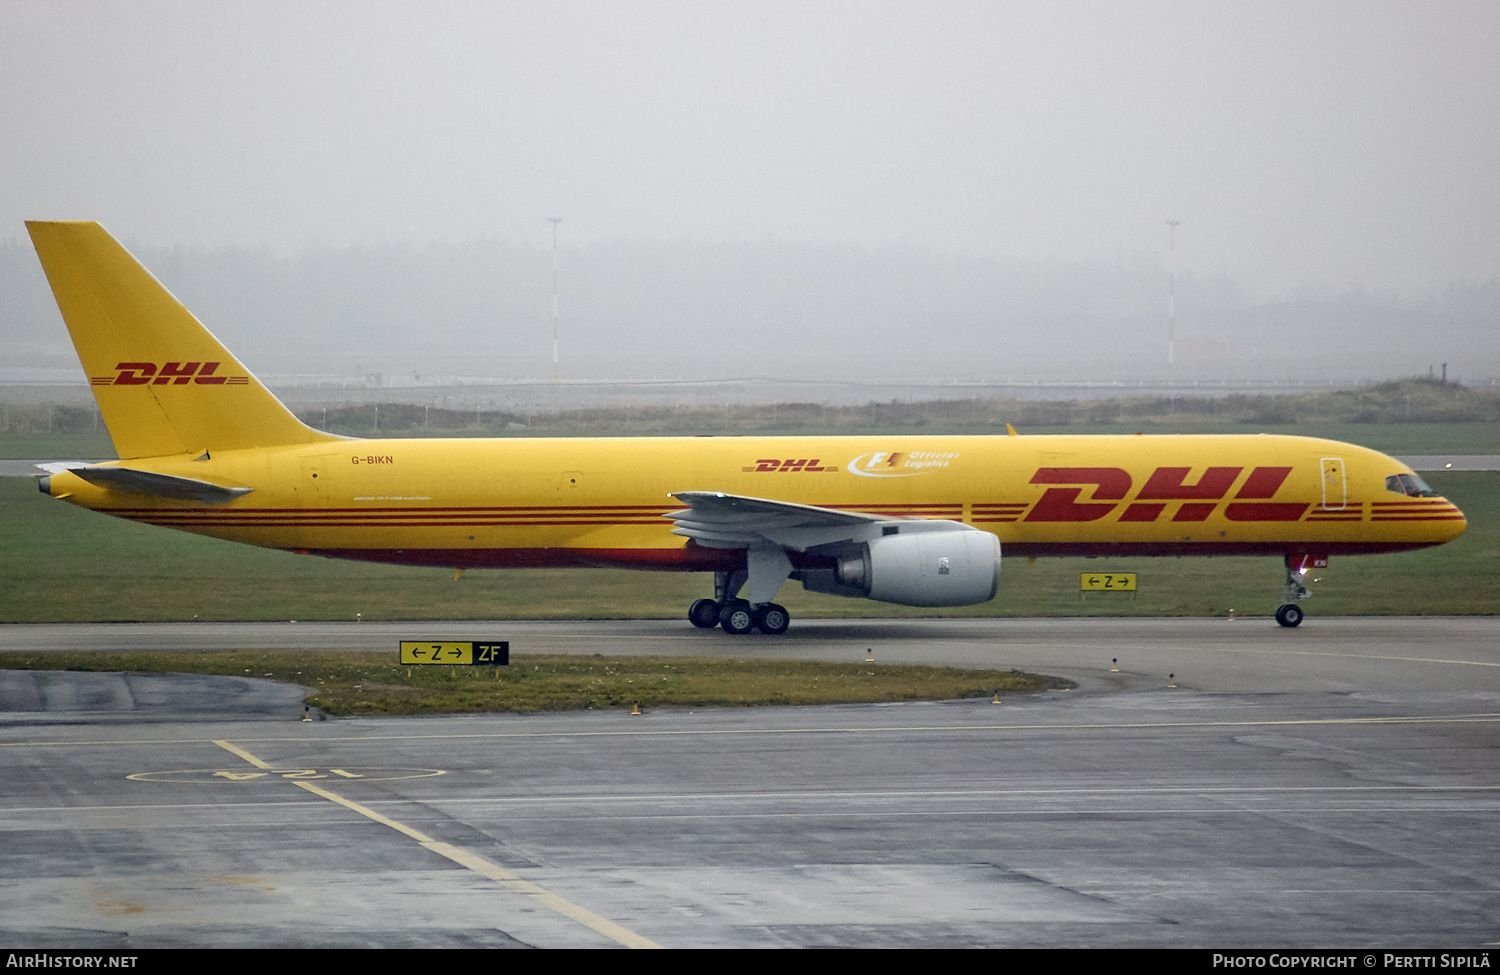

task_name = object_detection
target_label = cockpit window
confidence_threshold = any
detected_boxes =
[1385,473,1438,497]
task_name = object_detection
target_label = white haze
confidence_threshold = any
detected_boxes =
[2,0,1498,379]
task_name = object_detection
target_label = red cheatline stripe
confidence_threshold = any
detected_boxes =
[120,509,672,519]
[132,519,670,528]
[836,507,961,512]
[1371,515,1466,522]
[109,504,674,512]
[104,506,677,516]
[128,513,672,520]
[123,511,673,520]
[123,519,675,528]
[1371,507,1460,515]
[132,518,671,524]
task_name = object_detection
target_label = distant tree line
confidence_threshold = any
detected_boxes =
[3,378,1493,440]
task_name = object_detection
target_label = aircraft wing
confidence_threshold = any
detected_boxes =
[39,462,252,504]
[667,490,961,551]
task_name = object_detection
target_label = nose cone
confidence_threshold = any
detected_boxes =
[1380,492,1466,547]
[1436,497,1468,543]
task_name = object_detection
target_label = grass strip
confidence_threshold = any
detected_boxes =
[0,651,1073,716]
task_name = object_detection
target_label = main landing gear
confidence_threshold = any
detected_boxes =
[1275,554,1321,628]
[687,570,791,635]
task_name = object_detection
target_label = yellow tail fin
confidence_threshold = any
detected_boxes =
[27,221,339,459]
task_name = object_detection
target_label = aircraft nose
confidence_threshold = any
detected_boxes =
[1443,499,1468,541]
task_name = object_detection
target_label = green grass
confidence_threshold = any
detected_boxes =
[0,650,1070,714]
[0,431,116,460]
[1,470,1492,622]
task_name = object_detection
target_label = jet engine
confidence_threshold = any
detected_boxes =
[800,529,1001,606]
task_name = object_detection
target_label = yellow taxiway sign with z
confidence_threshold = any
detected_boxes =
[27,222,1466,633]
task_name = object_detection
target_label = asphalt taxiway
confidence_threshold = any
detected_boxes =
[5,616,1499,695]
[2,617,1498,948]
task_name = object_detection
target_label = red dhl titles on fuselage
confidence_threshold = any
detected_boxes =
[60,434,1465,568]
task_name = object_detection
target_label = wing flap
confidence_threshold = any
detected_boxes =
[668,491,922,552]
[668,491,879,527]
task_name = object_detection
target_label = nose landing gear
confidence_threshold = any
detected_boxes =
[1275,554,1323,627]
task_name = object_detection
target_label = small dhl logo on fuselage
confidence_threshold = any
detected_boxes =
[743,458,839,473]
[1025,466,1306,523]
[90,361,249,386]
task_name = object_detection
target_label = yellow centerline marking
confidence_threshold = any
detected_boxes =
[212,739,273,768]
[210,740,659,949]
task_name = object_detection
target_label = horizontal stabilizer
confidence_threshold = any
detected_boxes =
[66,465,253,504]
[33,462,96,475]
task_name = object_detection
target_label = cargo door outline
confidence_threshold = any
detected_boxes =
[1320,457,1346,511]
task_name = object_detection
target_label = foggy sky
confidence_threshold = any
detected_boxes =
[3,1,1499,299]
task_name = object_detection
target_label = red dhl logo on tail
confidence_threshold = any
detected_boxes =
[1023,466,1309,523]
[90,362,249,386]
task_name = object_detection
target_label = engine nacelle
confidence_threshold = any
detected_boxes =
[805,530,1001,607]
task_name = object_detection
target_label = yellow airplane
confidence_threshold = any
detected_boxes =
[27,221,1466,633]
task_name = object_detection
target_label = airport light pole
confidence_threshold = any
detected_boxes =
[1165,219,1180,387]
[548,217,562,383]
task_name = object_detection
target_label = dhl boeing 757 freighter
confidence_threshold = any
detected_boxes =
[26,221,1467,634]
